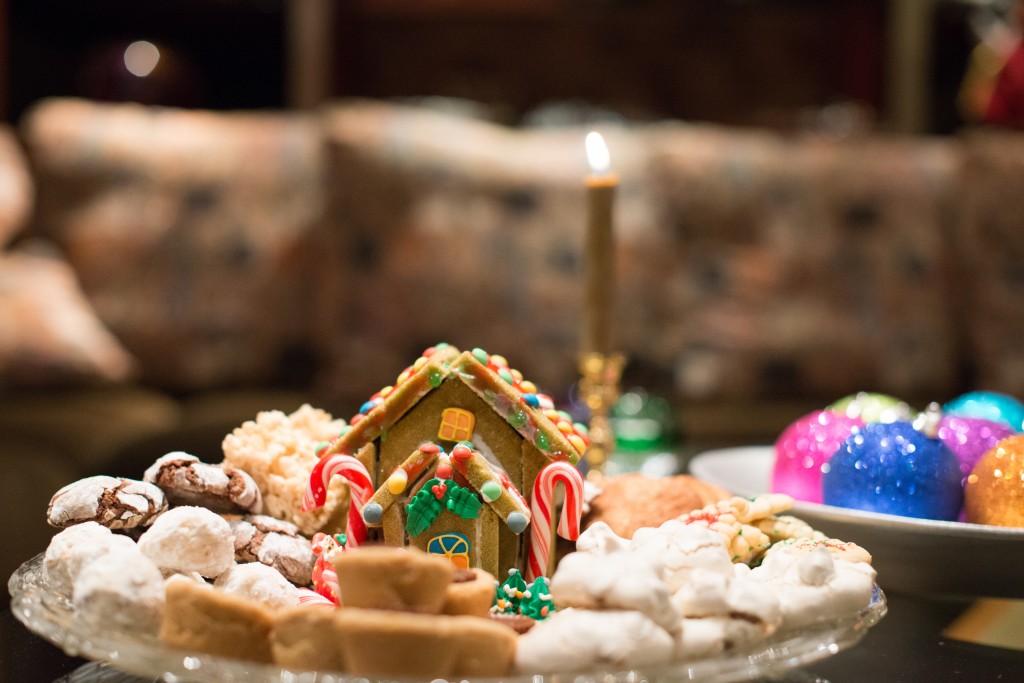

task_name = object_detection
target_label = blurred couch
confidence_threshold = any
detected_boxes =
[2,97,1024,590]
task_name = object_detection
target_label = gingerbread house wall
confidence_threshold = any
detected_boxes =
[376,378,527,492]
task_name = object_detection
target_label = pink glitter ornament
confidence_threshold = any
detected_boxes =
[936,415,1015,486]
[772,410,864,504]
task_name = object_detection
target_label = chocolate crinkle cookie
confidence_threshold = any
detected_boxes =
[228,514,314,586]
[47,475,167,529]
[144,451,263,514]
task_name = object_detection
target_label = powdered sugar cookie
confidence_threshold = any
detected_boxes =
[747,545,876,629]
[630,519,735,590]
[214,562,299,611]
[764,535,873,565]
[145,452,262,514]
[670,569,780,640]
[73,544,165,633]
[515,608,675,673]
[228,514,314,585]
[138,505,235,578]
[43,521,137,597]
[575,520,630,555]
[551,550,680,633]
[47,475,167,529]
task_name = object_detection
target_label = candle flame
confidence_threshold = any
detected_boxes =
[585,131,611,176]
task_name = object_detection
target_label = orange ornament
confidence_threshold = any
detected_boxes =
[964,434,1024,528]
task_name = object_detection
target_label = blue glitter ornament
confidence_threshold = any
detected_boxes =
[943,391,1024,432]
[822,420,963,521]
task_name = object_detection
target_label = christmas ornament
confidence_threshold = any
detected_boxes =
[822,420,963,521]
[772,410,863,504]
[936,415,1015,485]
[964,434,1024,528]
[827,392,912,424]
[943,391,1024,432]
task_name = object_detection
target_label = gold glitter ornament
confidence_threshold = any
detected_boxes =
[964,434,1024,528]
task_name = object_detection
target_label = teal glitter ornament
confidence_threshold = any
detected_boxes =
[822,420,963,521]
[943,391,1024,432]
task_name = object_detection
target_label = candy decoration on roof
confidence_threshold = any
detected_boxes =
[527,460,585,581]
[303,453,374,547]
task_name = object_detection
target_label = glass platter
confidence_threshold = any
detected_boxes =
[11,553,885,683]
[689,446,1024,599]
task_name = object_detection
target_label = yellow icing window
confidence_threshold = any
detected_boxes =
[428,533,470,569]
[438,408,475,442]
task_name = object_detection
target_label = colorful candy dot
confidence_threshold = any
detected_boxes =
[359,399,378,415]
[507,511,528,534]
[315,441,329,456]
[498,368,514,384]
[568,434,587,453]
[436,459,453,480]
[481,480,502,502]
[363,502,383,525]
[508,406,527,428]
[522,393,541,408]
[472,347,490,364]
[520,380,538,394]
[413,356,428,371]
[428,368,444,388]
[350,413,365,426]
[452,444,472,460]
[535,431,551,452]
[420,442,441,454]
[491,354,508,367]
[387,470,408,495]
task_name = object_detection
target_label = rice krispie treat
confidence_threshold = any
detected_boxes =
[73,544,165,633]
[138,506,235,578]
[144,452,262,514]
[221,404,351,535]
[43,521,137,597]
[47,475,167,529]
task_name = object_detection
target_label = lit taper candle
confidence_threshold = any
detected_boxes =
[583,131,618,356]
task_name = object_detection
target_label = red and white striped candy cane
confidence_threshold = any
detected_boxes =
[304,454,374,547]
[526,460,584,581]
[297,587,336,607]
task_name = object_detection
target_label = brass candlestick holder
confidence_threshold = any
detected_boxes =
[578,351,626,478]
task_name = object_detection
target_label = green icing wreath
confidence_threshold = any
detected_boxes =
[406,478,481,536]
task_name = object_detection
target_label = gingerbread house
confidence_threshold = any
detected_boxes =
[320,343,589,578]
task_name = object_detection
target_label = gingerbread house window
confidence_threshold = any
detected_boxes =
[428,532,470,569]
[438,408,475,442]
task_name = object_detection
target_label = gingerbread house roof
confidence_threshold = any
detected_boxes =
[322,343,589,465]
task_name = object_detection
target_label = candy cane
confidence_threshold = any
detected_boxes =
[304,454,374,547]
[297,587,336,607]
[526,460,584,581]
